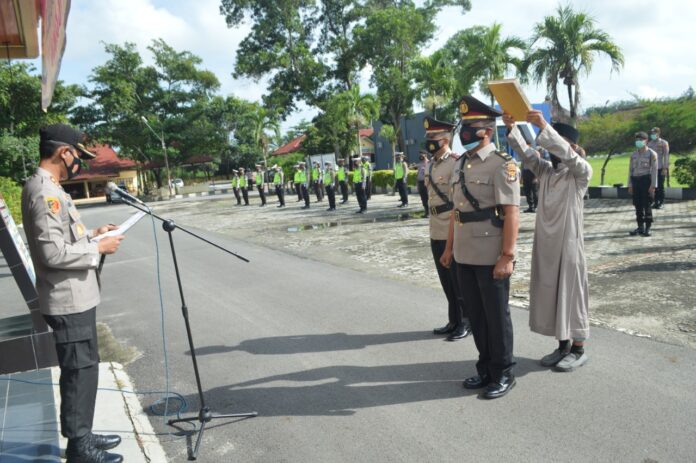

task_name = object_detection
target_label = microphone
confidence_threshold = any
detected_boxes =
[106,182,145,205]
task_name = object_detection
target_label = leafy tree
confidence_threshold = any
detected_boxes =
[379,123,397,169]
[341,85,379,158]
[523,3,624,125]
[219,0,326,117]
[0,134,39,183]
[250,106,281,169]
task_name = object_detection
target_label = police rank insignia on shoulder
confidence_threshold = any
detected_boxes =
[76,223,85,237]
[505,161,517,182]
[45,197,61,214]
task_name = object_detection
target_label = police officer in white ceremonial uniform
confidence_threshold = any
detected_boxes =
[22,124,125,463]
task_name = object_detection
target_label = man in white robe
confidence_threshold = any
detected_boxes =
[503,110,592,372]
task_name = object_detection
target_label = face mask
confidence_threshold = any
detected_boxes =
[462,141,480,152]
[635,140,646,149]
[426,138,446,155]
[459,126,487,150]
[63,151,82,180]
[650,134,657,140]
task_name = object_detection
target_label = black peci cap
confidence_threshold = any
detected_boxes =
[552,122,580,144]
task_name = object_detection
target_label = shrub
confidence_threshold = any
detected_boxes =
[371,169,394,188]
[407,170,418,187]
[674,155,696,188]
[0,176,23,222]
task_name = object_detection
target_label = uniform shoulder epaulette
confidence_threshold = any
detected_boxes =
[494,151,513,162]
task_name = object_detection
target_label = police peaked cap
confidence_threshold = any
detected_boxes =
[40,124,96,159]
[423,116,456,134]
[458,96,502,123]
[552,122,580,144]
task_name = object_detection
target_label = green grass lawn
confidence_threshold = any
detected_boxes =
[586,153,689,187]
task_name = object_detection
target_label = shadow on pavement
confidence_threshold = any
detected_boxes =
[172,358,546,418]
[186,331,436,356]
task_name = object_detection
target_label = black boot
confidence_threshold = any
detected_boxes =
[66,434,123,463]
[629,225,644,236]
[643,224,652,237]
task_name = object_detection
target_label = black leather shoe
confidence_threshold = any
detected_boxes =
[483,374,516,399]
[629,227,644,236]
[463,374,489,389]
[66,436,123,463]
[446,323,471,341]
[433,322,456,335]
[523,207,534,213]
[643,228,652,237]
[90,433,121,451]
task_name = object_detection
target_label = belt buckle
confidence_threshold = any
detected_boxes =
[430,206,438,216]
[454,210,460,223]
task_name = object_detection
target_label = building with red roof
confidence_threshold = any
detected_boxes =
[272,130,375,158]
[61,145,140,201]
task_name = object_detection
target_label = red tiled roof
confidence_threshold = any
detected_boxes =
[273,134,307,156]
[143,155,214,170]
[359,128,374,137]
[70,145,137,180]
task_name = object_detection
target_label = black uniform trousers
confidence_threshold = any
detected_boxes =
[431,240,466,326]
[233,187,241,205]
[326,185,336,209]
[456,264,514,381]
[355,183,367,211]
[275,184,285,206]
[417,181,429,215]
[366,178,372,200]
[313,181,324,201]
[396,178,408,205]
[43,308,99,440]
[656,169,666,206]
[339,181,349,202]
[295,183,302,201]
[241,187,249,205]
[522,169,538,209]
[631,175,653,226]
[257,184,266,205]
[301,184,310,207]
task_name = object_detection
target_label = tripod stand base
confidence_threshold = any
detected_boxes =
[168,407,258,460]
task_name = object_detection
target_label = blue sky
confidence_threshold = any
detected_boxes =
[35,0,696,132]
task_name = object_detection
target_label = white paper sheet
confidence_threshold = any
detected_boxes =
[92,211,147,242]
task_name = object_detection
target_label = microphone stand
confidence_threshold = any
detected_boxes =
[114,196,257,460]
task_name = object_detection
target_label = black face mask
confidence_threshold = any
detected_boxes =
[458,126,486,148]
[426,138,446,155]
[63,152,82,179]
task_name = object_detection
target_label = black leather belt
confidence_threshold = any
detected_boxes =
[430,203,453,216]
[454,207,504,228]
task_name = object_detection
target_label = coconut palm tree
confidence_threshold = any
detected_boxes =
[411,50,456,119]
[340,85,379,161]
[524,4,624,124]
[250,106,280,187]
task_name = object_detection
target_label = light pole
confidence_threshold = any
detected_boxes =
[141,115,173,197]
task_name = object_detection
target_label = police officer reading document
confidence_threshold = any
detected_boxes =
[504,111,592,372]
[22,124,125,463]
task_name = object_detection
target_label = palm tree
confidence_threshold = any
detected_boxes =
[524,4,624,124]
[341,85,379,162]
[459,23,525,145]
[411,50,456,119]
[250,106,280,188]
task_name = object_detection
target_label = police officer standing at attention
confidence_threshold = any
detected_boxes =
[352,156,367,213]
[441,96,520,399]
[394,153,409,207]
[22,124,124,463]
[272,164,285,208]
[324,161,337,211]
[336,158,350,204]
[232,169,242,206]
[628,132,658,236]
[255,164,267,207]
[311,161,324,202]
[363,156,373,201]
[292,164,302,202]
[298,161,311,209]
[238,167,250,206]
[648,127,669,209]
[423,116,470,341]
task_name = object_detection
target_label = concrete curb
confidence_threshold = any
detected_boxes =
[51,362,168,462]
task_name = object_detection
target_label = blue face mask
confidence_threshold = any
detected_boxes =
[462,141,480,152]
[649,133,657,140]
[635,140,646,149]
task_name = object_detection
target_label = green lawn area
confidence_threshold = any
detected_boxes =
[586,153,689,187]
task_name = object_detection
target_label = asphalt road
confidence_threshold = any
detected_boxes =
[5,201,696,462]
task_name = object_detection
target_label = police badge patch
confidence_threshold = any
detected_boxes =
[505,161,517,182]
[45,197,61,214]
